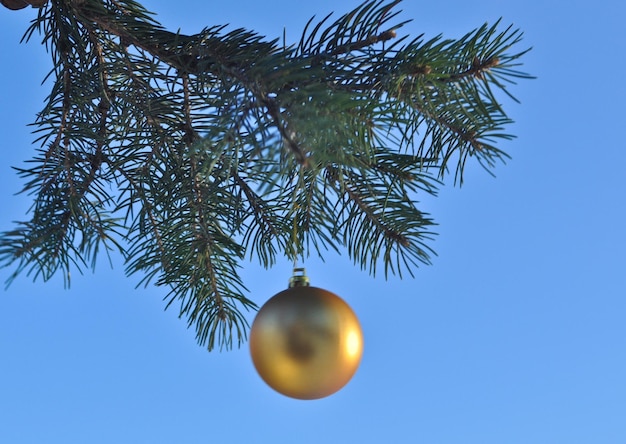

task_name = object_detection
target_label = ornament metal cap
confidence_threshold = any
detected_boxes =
[288,267,310,287]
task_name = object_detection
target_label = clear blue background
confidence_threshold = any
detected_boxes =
[1,1,625,443]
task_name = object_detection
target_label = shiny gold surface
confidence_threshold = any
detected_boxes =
[249,286,363,400]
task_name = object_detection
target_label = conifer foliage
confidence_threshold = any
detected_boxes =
[0,0,531,349]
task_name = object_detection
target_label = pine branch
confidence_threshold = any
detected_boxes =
[0,0,532,350]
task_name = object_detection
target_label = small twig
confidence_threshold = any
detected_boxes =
[329,29,397,56]
[260,94,309,166]
[446,56,500,82]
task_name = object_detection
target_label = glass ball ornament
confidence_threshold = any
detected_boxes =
[249,269,363,400]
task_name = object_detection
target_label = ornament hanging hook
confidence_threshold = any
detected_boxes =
[289,267,310,288]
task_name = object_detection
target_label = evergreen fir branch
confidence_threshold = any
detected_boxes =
[324,151,438,278]
[233,171,290,268]
[0,0,532,350]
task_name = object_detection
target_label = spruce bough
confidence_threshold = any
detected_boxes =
[0,0,531,350]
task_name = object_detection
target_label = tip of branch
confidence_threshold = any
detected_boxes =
[381,29,397,40]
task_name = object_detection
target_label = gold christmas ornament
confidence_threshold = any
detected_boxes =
[249,268,363,400]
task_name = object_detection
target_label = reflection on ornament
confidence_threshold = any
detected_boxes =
[249,268,363,400]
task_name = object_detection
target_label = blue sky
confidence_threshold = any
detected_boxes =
[1,1,625,443]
